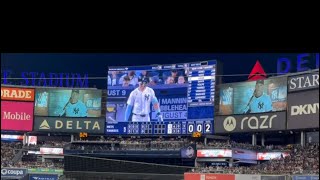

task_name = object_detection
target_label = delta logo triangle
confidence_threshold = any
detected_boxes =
[248,60,267,81]
[39,120,50,130]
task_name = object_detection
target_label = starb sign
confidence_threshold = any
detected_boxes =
[288,72,319,92]
[214,111,286,133]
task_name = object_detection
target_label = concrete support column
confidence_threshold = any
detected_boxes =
[252,134,257,146]
[301,131,305,147]
[261,133,265,146]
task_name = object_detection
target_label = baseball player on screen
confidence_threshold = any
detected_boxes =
[243,80,273,114]
[59,89,88,117]
[124,76,163,122]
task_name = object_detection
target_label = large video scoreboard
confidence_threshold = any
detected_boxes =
[106,60,216,135]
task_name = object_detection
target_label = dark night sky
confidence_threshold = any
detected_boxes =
[1,53,318,88]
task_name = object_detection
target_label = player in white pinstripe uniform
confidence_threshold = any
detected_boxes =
[124,76,163,122]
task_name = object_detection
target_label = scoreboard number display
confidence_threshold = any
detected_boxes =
[187,122,212,134]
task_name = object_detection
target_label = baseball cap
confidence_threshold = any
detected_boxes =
[256,80,264,85]
[138,76,149,84]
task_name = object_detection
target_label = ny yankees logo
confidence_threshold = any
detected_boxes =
[73,108,79,114]
[258,102,264,109]
[144,94,150,101]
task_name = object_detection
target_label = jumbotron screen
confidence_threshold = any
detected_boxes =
[106,60,216,135]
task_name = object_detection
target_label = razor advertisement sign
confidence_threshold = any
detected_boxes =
[214,111,286,133]
[287,89,319,129]
[33,117,105,134]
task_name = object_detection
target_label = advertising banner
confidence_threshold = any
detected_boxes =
[28,136,37,145]
[1,134,24,141]
[260,176,286,180]
[1,101,34,131]
[232,148,257,160]
[257,152,290,160]
[292,175,319,180]
[219,77,287,115]
[28,168,63,175]
[180,144,196,159]
[287,89,319,129]
[288,72,319,92]
[33,117,105,134]
[214,111,286,133]
[235,174,261,180]
[34,88,102,117]
[1,87,35,101]
[39,148,63,155]
[184,173,235,180]
[197,149,232,158]
[29,174,58,180]
[1,168,27,178]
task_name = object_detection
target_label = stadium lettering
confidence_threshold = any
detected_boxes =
[55,120,101,130]
[2,112,31,120]
[241,115,276,130]
[1,70,89,88]
[277,53,319,74]
[291,103,319,116]
[289,74,319,90]
[1,89,32,99]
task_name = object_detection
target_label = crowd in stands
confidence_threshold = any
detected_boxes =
[194,143,319,175]
[1,142,22,168]
[197,140,291,151]
[1,136,319,175]
[13,161,64,169]
[27,140,69,150]
[108,69,188,87]
[69,137,191,151]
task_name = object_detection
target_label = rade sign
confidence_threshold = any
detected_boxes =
[1,87,35,101]
[1,101,34,131]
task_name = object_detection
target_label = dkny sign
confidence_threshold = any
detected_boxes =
[287,89,319,129]
[214,111,286,133]
[33,117,105,134]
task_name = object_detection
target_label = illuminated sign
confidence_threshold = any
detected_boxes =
[277,53,319,74]
[1,70,89,88]
[1,87,35,101]
[197,149,232,158]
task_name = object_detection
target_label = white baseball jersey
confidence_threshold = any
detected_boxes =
[127,87,156,122]
[249,93,273,113]
[65,101,88,117]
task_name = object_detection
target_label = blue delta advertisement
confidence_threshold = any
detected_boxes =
[29,174,58,180]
